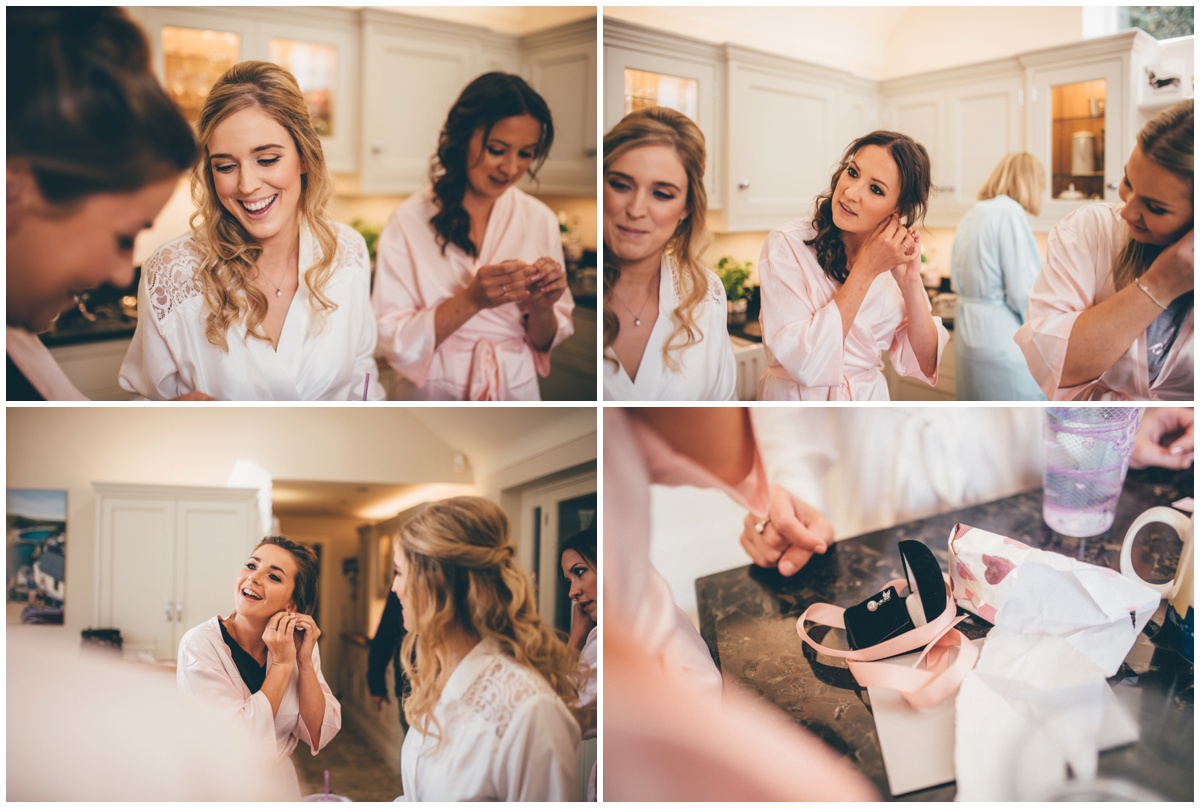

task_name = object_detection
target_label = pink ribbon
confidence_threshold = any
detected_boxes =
[795,575,978,708]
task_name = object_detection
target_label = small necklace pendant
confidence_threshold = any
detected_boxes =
[634,317,641,327]
[275,289,283,298]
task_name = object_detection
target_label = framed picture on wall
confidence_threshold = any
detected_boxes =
[6,489,67,625]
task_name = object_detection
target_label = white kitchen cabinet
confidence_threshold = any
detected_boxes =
[882,61,1024,228]
[604,20,724,208]
[130,7,361,173]
[1020,30,1160,231]
[94,483,260,661]
[723,49,840,232]
[49,338,133,401]
[521,19,597,197]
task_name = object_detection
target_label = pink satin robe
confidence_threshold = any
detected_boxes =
[1014,203,1193,401]
[602,409,878,800]
[372,186,574,400]
[757,218,948,400]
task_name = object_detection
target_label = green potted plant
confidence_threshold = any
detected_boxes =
[716,257,753,324]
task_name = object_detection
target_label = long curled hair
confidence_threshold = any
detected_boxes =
[804,131,932,284]
[397,496,579,741]
[8,7,196,203]
[603,107,710,372]
[254,536,320,615]
[978,151,1045,216]
[1111,99,1193,292]
[190,61,339,351]
[430,73,554,258]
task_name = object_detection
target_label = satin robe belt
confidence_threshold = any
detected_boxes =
[956,295,1009,306]
[761,362,883,400]
[467,337,529,401]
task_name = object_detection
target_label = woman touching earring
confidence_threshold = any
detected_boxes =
[758,131,947,400]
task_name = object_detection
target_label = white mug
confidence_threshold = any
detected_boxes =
[1120,507,1193,662]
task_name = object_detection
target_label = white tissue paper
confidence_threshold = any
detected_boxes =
[953,560,1161,801]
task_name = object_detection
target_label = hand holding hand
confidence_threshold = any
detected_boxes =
[850,215,913,279]
[466,260,534,311]
[523,256,568,313]
[740,485,833,577]
[1131,407,1194,470]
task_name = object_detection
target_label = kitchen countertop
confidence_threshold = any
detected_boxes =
[696,466,1193,801]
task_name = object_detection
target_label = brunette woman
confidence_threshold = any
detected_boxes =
[758,131,948,400]
[372,73,574,400]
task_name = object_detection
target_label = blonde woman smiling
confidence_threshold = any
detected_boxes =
[120,61,383,400]
[392,497,581,801]
[603,107,737,401]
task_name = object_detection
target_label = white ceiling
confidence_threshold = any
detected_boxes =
[368,6,594,36]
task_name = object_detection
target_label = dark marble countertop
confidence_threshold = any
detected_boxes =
[696,467,1193,801]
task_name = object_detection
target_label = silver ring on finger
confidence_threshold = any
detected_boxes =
[501,283,508,294]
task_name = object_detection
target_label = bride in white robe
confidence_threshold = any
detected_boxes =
[117,60,384,401]
[603,107,737,401]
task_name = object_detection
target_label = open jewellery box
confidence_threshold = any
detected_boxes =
[843,539,947,651]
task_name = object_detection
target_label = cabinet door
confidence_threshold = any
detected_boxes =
[939,78,1024,225]
[1027,58,1126,228]
[885,90,944,192]
[97,498,177,660]
[726,64,837,232]
[524,33,597,196]
[604,45,721,208]
[360,29,474,194]
[175,499,258,649]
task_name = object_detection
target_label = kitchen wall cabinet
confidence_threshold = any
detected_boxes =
[604,21,725,208]
[882,61,1025,228]
[49,338,133,401]
[521,19,597,196]
[1020,30,1159,231]
[131,7,361,173]
[94,483,261,661]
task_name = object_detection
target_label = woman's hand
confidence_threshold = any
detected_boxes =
[171,391,217,401]
[849,215,914,279]
[739,485,832,577]
[1142,228,1194,302]
[567,600,595,654]
[465,260,535,311]
[290,612,322,669]
[1131,407,1194,470]
[890,228,924,288]
[524,256,568,312]
[262,611,300,667]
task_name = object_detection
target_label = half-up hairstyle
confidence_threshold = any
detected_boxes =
[430,73,554,258]
[8,7,196,203]
[1111,99,1193,291]
[191,61,339,351]
[805,130,932,284]
[603,107,710,372]
[397,496,579,742]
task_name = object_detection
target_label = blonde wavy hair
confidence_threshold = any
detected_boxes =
[396,496,579,742]
[190,61,339,351]
[1112,99,1193,292]
[978,151,1045,216]
[603,107,711,372]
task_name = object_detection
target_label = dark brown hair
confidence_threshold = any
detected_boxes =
[804,131,931,284]
[430,73,554,258]
[256,536,320,615]
[7,7,196,203]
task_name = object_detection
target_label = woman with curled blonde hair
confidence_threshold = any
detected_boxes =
[1017,99,1193,400]
[603,107,737,400]
[950,151,1047,400]
[119,60,383,401]
[391,496,581,801]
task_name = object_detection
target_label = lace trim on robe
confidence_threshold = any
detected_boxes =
[459,658,540,739]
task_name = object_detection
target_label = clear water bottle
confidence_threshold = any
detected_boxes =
[1043,407,1143,536]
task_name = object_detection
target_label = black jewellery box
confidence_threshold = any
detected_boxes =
[844,540,947,650]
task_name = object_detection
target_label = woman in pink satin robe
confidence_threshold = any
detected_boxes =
[758,131,948,400]
[372,73,574,401]
[603,408,878,800]
[1015,100,1193,401]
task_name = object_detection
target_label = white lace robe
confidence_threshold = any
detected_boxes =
[603,257,738,401]
[398,639,580,801]
[119,221,384,401]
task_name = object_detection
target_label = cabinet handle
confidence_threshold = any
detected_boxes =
[175,600,184,622]
[165,599,174,622]
[738,179,751,189]
[583,147,597,158]
[1106,181,1118,191]
[371,143,385,155]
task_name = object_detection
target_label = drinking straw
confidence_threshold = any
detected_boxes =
[362,374,370,401]
[324,770,330,801]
